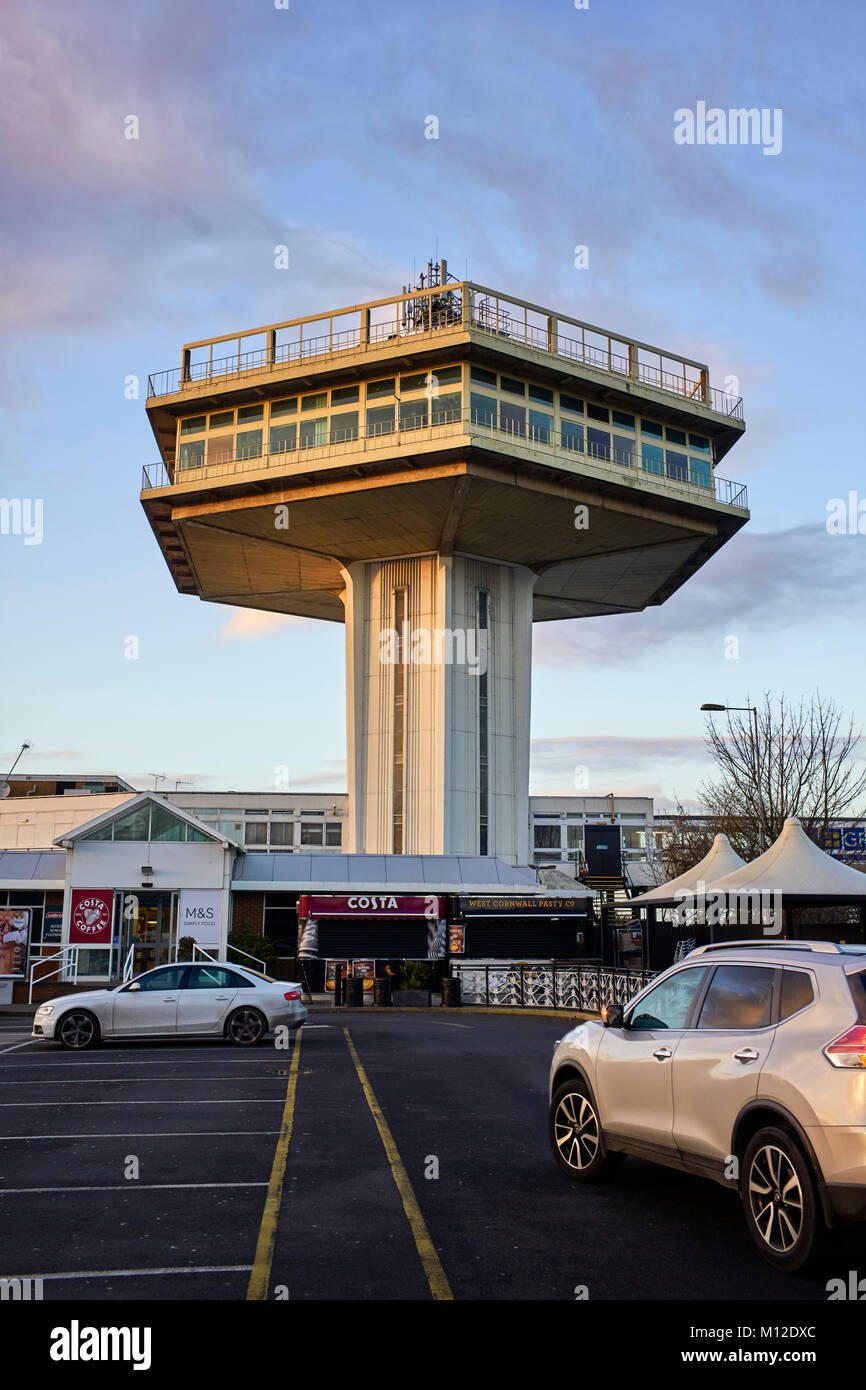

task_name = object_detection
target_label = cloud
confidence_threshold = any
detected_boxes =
[219,609,301,640]
[533,524,861,669]
[530,734,709,797]
[288,760,347,790]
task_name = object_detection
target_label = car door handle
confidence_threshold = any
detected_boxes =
[652,1047,672,1061]
[214,995,229,1000]
[734,1048,759,1064]
[162,996,178,1002]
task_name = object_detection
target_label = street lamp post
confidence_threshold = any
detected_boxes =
[700,702,766,853]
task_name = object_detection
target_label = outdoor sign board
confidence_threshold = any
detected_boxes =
[68,891,114,946]
[177,889,221,944]
[456,896,590,917]
[300,895,443,918]
[42,907,63,943]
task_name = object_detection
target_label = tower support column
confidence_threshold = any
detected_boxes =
[342,553,536,864]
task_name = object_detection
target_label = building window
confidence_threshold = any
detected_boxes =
[366,378,395,399]
[534,823,561,850]
[690,454,712,488]
[209,411,234,429]
[529,409,552,445]
[561,420,584,452]
[470,365,497,387]
[330,411,359,443]
[400,399,428,431]
[325,823,342,846]
[587,427,611,461]
[300,823,324,846]
[613,435,635,467]
[178,440,205,469]
[208,435,234,465]
[612,410,635,430]
[470,392,496,428]
[500,376,525,396]
[529,384,554,405]
[560,393,584,415]
[641,418,663,438]
[366,405,395,437]
[271,398,298,418]
[301,392,327,411]
[478,589,490,855]
[393,588,407,854]
[237,429,262,460]
[587,403,609,422]
[499,401,526,437]
[641,442,665,475]
[666,449,688,481]
[331,385,359,405]
[665,426,687,446]
[430,391,461,425]
[238,404,263,423]
[245,822,268,847]
[269,821,294,848]
[180,415,206,435]
[299,417,327,449]
[270,423,297,454]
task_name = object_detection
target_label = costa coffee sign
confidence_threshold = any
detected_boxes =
[69,890,114,945]
[299,894,443,919]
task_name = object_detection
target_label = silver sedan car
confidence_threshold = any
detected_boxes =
[32,961,307,1049]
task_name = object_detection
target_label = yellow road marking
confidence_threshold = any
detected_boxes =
[246,1028,302,1300]
[344,1027,453,1301]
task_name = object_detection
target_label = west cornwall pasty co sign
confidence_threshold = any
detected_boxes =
[457,896,590,916]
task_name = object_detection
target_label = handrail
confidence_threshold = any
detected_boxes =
[192,941,267,974]
[142,411,748,512]
[28,947,78,1004]
[146,292,743,421]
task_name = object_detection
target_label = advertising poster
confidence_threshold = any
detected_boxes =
[448,923,465,955]
[353,959,375,993]
[325,960,350,993]
[177,889,221,945]
[0,908,31,978]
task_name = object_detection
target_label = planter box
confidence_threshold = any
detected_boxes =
[391,989,432,1007]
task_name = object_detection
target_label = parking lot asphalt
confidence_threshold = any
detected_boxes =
[1,1011,864,1301]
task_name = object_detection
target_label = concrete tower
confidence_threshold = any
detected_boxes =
[142,264,748,863]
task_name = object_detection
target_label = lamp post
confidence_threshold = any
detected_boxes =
[700,702,766,852]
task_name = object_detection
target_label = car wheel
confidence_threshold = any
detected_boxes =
[741,1126,822,1272]
[57,1010,101,1051]
[225,1007,267,1047]
[549,1079,622,1183]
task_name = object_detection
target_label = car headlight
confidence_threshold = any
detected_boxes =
[36,1005,54,1016]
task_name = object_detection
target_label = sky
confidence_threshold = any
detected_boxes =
[0,0,864,808]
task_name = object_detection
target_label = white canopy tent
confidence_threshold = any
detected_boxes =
[629,833,747,907]
[707,817,866,901]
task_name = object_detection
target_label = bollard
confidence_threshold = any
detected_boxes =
[442,976,461,1007]
[344,976,364,1007]
[373,977,391,1007]
[333,963,343,1008]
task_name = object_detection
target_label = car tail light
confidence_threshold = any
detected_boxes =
[824,1025,866,1068]
[284,989,301,1002]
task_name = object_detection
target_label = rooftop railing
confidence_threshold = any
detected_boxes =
[141,409,748,511]
[146,283,745,423]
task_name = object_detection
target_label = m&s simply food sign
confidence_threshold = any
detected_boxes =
[177,890,221,943]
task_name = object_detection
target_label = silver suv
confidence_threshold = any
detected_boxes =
[548,941,866,1271]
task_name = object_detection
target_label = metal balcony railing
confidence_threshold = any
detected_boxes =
[146,285,744,423]
[141,410,748,511]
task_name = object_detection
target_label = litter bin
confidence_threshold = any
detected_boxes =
[344,976,364,1007]
[374,977,391,1007]
[442,976,461,1007]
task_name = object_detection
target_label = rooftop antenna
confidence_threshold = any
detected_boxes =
[148,772,166,792]
[0,741,31,799]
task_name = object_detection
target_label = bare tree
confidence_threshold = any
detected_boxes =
[651,801,717,882]
[699,693,866,861]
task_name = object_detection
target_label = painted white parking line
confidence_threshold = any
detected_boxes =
[10,1265,252,1281]
[0,1098,285,1107]
[430,1022,474,1029]
[0,1131,281,1140]
[0,1056,297,1067]
[0,1181,268,1195]
[0,1040,40,1055]
[0,1076,291,1085]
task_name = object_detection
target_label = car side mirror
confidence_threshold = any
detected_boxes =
[127,982,140,992]
[601,1004,624,1028]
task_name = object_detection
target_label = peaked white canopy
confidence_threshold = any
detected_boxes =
[709,817,866,900]
[629,833,747,907]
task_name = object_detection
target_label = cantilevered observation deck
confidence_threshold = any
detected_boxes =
[141,269,748,862]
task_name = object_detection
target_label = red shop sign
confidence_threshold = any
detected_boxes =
[299,894,442,919]
[69,890,114,945]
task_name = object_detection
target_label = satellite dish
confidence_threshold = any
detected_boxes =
[0,784,10,800]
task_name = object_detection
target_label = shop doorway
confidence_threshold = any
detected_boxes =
[121,892,176,976]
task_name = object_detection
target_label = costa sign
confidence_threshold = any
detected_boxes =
[69,890,114,944]
[299,894,443,919]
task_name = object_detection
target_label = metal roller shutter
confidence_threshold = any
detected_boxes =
[317,919,430,958]
[463,918,584,959]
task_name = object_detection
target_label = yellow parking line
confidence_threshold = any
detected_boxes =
[246,1028,302,1300]
[344,1027,453,1301]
